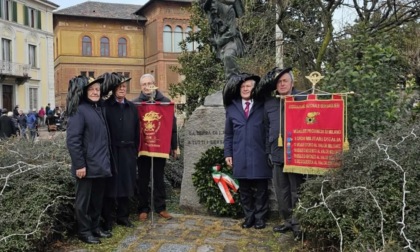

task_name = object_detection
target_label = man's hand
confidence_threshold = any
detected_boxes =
[225,157,233,168]
[76,167,86,179]
[170,149,179,160]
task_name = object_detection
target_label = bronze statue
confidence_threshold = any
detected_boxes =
[201,0,246,105]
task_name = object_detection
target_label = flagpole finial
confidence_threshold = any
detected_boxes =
[305,71,324,94]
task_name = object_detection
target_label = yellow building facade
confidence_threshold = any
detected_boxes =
[53,0,192,107]
[0,0,57,112]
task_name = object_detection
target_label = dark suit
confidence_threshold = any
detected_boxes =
[224,99,271,223]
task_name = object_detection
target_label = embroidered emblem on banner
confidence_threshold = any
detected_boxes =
[143,111,162,143]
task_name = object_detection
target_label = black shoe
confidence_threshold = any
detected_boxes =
[241,218,254,229]
[254,219,266,229]
[116,219,134,228]
[93,229,112,238]
[273,224,292,233]
[78,235,101,244]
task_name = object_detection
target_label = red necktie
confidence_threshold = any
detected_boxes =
[244,101,250,118]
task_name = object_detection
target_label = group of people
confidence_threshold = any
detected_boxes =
[66,73,177,244]
[0,106,39,141]
[224,67,305,239]
[66,67,303,244]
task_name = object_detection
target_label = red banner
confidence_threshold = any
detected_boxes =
[136,102,175,158]
[284,94,344,175]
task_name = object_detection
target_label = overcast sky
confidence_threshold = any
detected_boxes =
[51,0,148,10]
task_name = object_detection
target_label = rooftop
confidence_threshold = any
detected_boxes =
[54,1,143,20]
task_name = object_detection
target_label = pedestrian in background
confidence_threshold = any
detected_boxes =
[17,109,27,139]
[0,109,17,139]
[38,106,46,127]
[26,109,37,141]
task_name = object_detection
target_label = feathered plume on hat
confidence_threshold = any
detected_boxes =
[253,67,292,99]
[223,72,260,106]
[98,72,132,97]
[65,75,103,116]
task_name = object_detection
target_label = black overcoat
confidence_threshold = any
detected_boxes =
[104,97,140,197]
[0,115,16,138]
[66,100,112,178]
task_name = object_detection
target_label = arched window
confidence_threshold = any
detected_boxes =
[100,37,109,56]
[185,26,193,51]
[163,25,172,52]
[118,37,127,57]
[174,26,183,52]
[82,36,91,56]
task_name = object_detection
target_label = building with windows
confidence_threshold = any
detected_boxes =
[53,0,193,107]
[0,0,58,112]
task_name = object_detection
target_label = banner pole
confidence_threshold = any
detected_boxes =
[151,156,154,226]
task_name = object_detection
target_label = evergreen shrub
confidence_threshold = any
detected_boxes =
[0,137,75,251]
[296,119,420,251]
[192,146,242,218]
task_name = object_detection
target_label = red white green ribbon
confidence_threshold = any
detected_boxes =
[212,165,239,204]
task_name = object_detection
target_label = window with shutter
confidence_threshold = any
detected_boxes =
[12,1,16,22]
[0,0,3,19]
[37,10,41,29]
[0,0,14,21]
[24,5,28,25]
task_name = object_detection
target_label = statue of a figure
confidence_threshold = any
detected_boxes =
[202,0,245,80]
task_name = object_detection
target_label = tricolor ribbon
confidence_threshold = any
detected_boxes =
[211,165,239,204]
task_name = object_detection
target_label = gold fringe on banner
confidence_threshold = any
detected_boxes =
[343,139,349,151]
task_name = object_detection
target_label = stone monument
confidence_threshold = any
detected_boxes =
[179,91,225,212]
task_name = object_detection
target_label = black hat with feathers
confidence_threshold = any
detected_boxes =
[98,72,132,96]
[253,67,292,99]
[223,72,260,106]
[65,75,104,116]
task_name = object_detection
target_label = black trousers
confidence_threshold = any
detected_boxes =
[238,179,269,222]
[137,156,167,213]
[74,178,106,237]
[273,163,304,231]
[102,196,130,230]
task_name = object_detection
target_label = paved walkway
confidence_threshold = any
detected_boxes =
[37,125,66,140]
[109,214,297,252]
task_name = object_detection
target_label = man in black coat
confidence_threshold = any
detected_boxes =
[0,109,16,139]
[101,73,140,230]
[66,76,113,244]
[262,67,306,239]
[132,73,178,221]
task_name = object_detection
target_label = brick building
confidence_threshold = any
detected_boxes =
[53,0,192,107]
